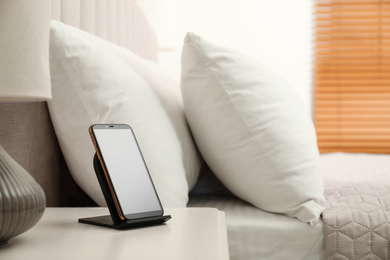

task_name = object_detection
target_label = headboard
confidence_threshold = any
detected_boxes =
[0,0,158,206]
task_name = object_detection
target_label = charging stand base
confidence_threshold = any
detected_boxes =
[78,153,171,230]
[79,214,171,230]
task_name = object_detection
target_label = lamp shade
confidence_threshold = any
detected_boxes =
[0,0,51,101]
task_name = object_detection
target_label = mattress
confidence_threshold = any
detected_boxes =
[187,195,324,260]
[188,152,390,260]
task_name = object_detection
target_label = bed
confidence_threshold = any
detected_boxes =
[1,1,390,260]
[189,153,390,259]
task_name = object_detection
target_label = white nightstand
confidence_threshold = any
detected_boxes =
[0,207,229,260]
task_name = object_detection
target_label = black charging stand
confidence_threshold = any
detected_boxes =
[78,154,171,230]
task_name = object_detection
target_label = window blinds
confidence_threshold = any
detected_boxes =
[315,0,390,154]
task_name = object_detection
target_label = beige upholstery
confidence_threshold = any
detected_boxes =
[0,102,64,206]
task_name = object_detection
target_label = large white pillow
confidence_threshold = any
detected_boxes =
[48,21,201,207]
[181,32,324,224]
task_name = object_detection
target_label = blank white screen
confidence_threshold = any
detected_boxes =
[94,127,162,217]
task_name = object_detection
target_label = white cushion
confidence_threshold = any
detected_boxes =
[181,32,324,224]
[48,21,201,207]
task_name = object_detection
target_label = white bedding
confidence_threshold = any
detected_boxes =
[188,153,390,260]
[188,195,324,260]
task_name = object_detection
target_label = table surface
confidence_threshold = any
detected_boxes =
[0,207,229,260]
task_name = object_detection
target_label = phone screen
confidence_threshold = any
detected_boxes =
[90,124,163,220]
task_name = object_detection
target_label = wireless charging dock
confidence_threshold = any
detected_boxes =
[79,154,171,230]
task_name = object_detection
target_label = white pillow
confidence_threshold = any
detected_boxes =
[48,21,201,207]
[181,32,324,224]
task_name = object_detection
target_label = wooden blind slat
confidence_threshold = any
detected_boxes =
[315,0,390,154]
[317,65,390,71]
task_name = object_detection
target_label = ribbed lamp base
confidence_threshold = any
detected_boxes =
[0,145,46,245]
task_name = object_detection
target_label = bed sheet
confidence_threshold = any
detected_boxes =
[188,152,390,260]
[188,195,323,260]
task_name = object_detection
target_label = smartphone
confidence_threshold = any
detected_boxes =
[89,124,163,220]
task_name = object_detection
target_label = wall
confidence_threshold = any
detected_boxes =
[138,0,315,116]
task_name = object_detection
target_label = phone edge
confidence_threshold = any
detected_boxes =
[89,124,126,221]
